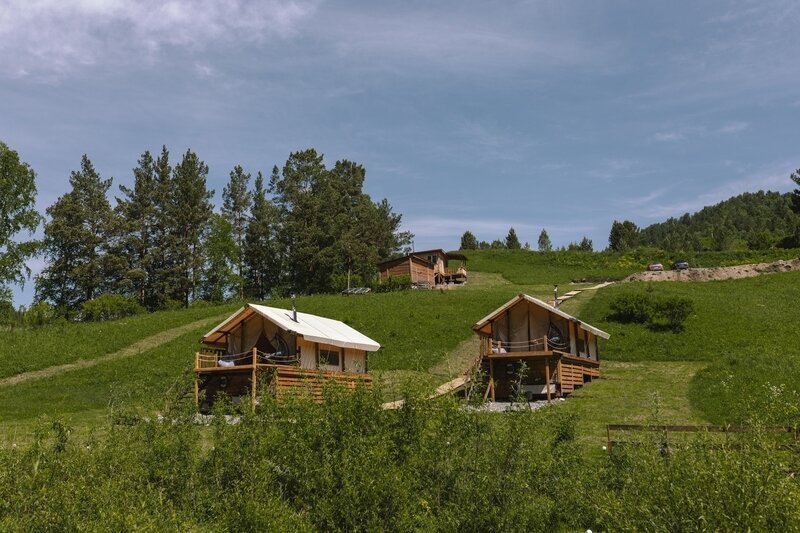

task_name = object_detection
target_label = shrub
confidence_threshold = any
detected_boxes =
[81,294,144,322]
[23,301,56,327]
[609,292,693,332]
[651,295,694,331]
[608,292,653,323]
[330,272,364,293]
[374,275,411,293]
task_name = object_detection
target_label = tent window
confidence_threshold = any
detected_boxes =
[319,347,340,367]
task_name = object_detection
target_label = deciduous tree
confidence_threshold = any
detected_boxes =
[0,142,41,295]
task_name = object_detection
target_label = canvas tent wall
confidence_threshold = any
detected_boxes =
[201,304,381,372]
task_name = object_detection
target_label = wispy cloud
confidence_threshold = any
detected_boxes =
[0,0,317,80]
[718,121,749,134]
[637,160,797,220]
[587,159,654,182]
[653,132,685,142]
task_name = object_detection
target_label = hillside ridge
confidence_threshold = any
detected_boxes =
[0,315,226,387]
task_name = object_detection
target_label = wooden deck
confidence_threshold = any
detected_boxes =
[479,337,600,401]
[194,350,372,409]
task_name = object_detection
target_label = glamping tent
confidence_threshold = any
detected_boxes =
[194,303,380,411]
[473,294,609,401]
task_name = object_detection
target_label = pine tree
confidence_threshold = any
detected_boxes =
[460,231,478,250]
[172,149,213,306]
[608,220,640,252]
[537,229,552,252]
[0,142,42,294]
[222,165,252,299]
[149,146,183,308]
[200,214,237,302]
[243,172,281,299]
[505,227,521,249]
[36,155,117,313]
[116,150,159,308]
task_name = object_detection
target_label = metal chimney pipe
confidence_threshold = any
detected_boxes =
[291,294,297,322]
[553,285,559,308]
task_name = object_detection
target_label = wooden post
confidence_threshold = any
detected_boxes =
[251,347,257,410]
[557,360,563,397]
[489,358,496,402]
[194,377,199,407]
[543,335,548,352]
[545,358,551,403]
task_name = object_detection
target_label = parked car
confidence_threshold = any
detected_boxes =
[647,262,664,271]
[673,259,689,270]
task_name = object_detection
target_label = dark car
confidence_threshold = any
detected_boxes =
[673,259,689,270]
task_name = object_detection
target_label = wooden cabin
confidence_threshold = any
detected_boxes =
[194,303,380,412]
[377,249,467,287]
[473,294,609,401]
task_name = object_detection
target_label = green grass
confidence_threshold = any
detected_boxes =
[0,303,239,379]
[462,248,800,285]
[579,271,800,424]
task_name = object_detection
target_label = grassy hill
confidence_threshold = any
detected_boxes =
[2,249,800,530]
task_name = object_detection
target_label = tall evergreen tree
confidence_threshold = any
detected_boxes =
[0,142,42,295]
[460,231,478,250]
[270,149,411,293]
[608,220,640,252]
[36,155,116,313]
[243,171,280,299]
[116,150,160,308]
[537,229,552,251]
[791,169,800,215]
[171,149,214,306]
[200,214,238,302]
[222,165,252,299]
[505,227,521,249]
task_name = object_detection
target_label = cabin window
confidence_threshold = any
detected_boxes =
[576,338,586,356]
[319,347,341,367]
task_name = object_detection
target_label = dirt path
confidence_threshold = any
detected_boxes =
[0,315,226,387]
[624,258,800,283]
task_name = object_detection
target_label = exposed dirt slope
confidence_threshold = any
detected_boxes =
[624,258,800,283]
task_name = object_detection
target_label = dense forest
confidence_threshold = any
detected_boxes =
[638,190,798,251]
[0,142,411,318]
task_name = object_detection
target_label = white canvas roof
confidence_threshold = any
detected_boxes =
[473,293,610,339]
[202,304,381,352]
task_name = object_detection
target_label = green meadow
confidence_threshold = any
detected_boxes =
[2,249,799,530]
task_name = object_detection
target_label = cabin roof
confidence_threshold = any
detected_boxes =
[201,304,381,352]
[376,254,434,268]
[377,249,467,267]
[473,293,610,340]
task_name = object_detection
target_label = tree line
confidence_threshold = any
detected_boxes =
[609,189,800,252]
[459,227,593,252]
[0,142,411,317]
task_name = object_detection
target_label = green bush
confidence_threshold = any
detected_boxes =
[23,301,56,327]
[608,292,693,332]
[330,272,364,293]
[374,275,412,292]
[651,295,694,331]
[608,292,653,323]
[81,294,144,322]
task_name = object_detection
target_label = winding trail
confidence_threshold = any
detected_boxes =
[0,315,226,388]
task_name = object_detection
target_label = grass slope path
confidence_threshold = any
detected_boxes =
[0,315,226,388]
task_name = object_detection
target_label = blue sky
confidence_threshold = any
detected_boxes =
[2,0,799,304]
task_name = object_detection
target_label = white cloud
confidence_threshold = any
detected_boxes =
[653,132,685,142]
[0,0,317,80]
[718,121,749,134]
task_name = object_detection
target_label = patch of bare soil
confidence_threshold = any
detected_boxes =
[623,258,800,283]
